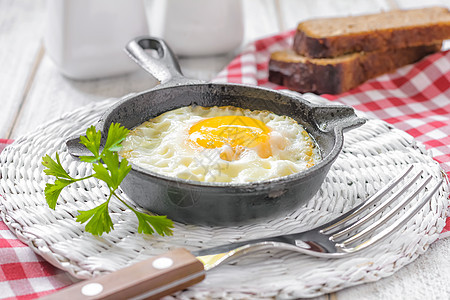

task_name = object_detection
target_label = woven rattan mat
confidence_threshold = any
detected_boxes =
[0,93,448,299]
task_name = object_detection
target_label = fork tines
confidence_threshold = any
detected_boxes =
[321,165,443,254]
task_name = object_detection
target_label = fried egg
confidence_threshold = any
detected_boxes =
[119,106,320,183]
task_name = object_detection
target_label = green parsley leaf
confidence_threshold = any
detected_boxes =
[92,162,115,188]
[135,211,174,236]
[91,151,131,190]
[44,179,73,209]
[116,158,132,186]
[98,151,132,189]
[103,123,130,152]
[42,153,73,180]
[79,125,102,163]
[79,155,101,164]
[42,122,174,237]
[76,201,114,236]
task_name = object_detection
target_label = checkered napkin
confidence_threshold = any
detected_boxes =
[1,31,449,299]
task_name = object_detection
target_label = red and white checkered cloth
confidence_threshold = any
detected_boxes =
[1,30,450,298]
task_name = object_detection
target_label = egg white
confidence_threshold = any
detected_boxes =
[119,106,320,183]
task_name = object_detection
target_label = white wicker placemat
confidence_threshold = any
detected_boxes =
[0,93,448,299]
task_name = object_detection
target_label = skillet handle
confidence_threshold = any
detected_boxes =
[66,135,91,159]
[125,36,200,86]
[39,248,205,300]
[311,106,366,133]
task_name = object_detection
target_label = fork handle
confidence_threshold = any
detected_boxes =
[40,248,205,300]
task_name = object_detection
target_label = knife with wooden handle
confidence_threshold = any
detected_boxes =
[40,248,204,300]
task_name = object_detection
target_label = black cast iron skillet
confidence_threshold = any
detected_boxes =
[67,37,366,226]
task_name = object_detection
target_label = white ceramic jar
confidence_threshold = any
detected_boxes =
[149,0,244,56]
[44,0,149,80]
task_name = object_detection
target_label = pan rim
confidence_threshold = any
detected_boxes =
[101,83,349,189]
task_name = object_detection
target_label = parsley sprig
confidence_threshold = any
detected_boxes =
[42,123,174,236]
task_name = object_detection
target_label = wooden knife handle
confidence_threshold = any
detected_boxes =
[40,248,205,300]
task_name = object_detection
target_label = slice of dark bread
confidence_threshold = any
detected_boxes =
[293,7,450,58]
[268,43,441,94]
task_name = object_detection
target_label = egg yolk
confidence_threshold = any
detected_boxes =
[188,116,272,161]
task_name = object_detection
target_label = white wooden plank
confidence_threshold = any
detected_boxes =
[337,238,450,299]
[10,54,159,138]
[0,0,45,138]
[395,0,449,9]
[242,0,280,42]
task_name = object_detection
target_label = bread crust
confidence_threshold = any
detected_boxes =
[293,7,450,58]
[268,44,441,94]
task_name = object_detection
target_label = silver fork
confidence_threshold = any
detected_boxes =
[194,165,443,269]
[42,166,443,300]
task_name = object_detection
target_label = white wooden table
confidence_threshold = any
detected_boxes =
[1,0,450,299]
